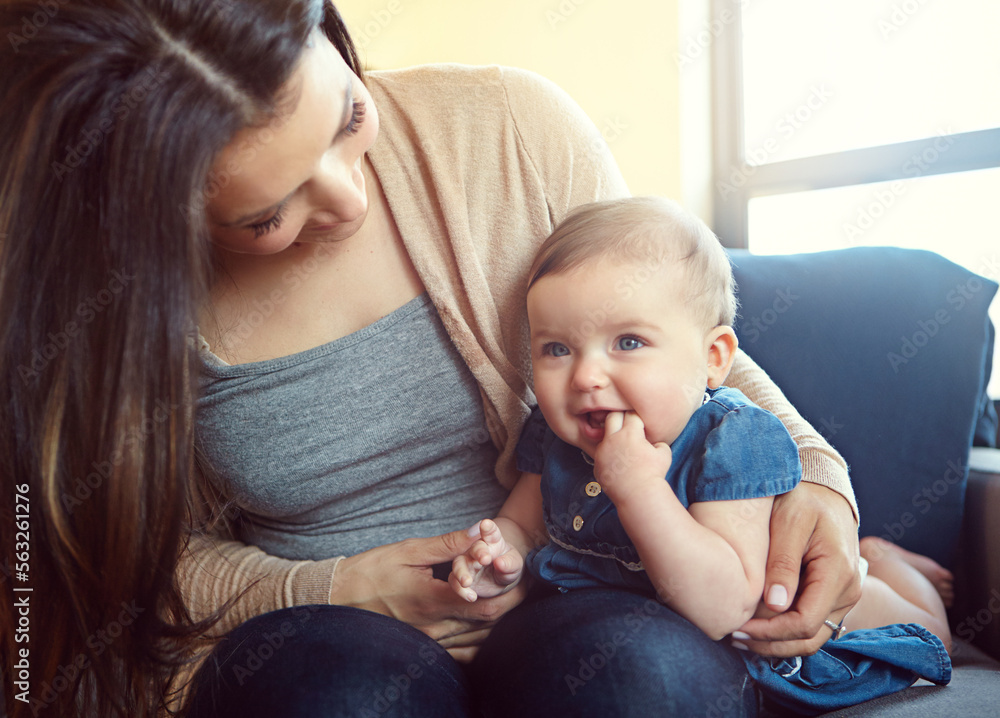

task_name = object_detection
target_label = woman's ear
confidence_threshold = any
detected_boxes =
[706,326,738,389]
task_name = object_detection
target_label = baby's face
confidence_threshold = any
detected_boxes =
[527,259,714,456]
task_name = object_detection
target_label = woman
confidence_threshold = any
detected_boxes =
[0,1,861,716]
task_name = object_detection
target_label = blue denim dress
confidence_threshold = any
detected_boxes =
[516,387,951,714]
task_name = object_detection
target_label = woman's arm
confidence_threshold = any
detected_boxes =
[179,524,528,655]
[727,350,856,517]
[177,528,342,633]
[596,412,771,639]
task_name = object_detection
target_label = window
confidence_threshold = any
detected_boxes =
[711,0,1000,393]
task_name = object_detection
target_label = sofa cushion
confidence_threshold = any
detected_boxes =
[729,247,997,568]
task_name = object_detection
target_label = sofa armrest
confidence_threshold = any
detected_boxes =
[953,447,1000,660]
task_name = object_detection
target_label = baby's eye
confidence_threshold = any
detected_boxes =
[616,336,644,351]
[543,342,570,357]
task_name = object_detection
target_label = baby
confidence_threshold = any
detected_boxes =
[449,196,953,714]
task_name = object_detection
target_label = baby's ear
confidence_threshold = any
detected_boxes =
[706,326,738,389]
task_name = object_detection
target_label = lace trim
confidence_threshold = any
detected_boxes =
[548,534,645,572]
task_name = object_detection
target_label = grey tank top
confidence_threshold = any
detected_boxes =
[196,293,508,559]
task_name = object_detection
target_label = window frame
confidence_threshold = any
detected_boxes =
[709,0,1000,249]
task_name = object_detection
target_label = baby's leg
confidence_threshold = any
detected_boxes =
[842,536,952,652]
[862,536,954,605]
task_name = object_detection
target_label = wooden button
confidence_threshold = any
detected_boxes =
[585,481,602,497]
[572,515,585,531]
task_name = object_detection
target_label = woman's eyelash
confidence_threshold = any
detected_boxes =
[248,201,288,238]
[345,100,366,135]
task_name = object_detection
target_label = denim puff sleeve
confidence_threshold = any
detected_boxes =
[692,394,803,503]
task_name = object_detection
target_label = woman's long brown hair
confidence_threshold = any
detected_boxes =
[0,1,362,715]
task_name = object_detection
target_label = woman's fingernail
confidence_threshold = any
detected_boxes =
[731,631,751,641]
[731,641,749,651]
[767,584,788,608]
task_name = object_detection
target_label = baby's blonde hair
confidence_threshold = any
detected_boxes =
[528,196,738,329]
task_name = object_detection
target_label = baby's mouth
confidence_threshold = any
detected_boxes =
[585,410,610,429]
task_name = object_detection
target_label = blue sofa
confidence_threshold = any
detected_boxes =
[729,247,1000,715]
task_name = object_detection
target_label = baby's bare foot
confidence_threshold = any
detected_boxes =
[860,536,954,607]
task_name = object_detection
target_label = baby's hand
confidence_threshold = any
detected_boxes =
[449,519,524,602]
[594,411,672,499]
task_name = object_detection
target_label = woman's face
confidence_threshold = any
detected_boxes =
[205,31,379,255]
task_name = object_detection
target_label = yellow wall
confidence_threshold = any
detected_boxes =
[337,0,685,204]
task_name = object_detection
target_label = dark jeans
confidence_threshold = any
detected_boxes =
[187,588,757,718]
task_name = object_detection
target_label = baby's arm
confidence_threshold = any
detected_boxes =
[596,412,772,640]
[644,496,772,639]
[449,472,546,602]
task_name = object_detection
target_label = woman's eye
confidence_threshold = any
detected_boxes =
[344,100,367,136]
[247,201,287,238]
[544,343,570,357]
[616,336,644,351]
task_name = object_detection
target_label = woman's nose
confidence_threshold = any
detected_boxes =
[308,154,367,222]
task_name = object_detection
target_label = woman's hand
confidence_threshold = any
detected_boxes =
[332,527,528,662]
[733,482,862,656]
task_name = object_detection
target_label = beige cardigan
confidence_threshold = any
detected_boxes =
[175,64,855,694]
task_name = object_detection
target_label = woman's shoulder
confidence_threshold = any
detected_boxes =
[366,63,567,104]
[367,63,625,208]
[365,63,598,147]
